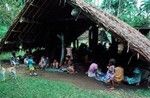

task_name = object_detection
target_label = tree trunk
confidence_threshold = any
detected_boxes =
[59,33,65,66]
[69,0,150,63]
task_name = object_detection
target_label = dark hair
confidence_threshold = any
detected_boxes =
[28,55,33,59]
[66,55,71,58]
[109,58,116,65]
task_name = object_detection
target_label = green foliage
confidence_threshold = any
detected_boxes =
[0,52,11,60]
[141,0,150,14]
[0,75,149,98]
[0,26,7,38]
[0,50,25,60]
[85,0,150,27]
[0,0,24,38]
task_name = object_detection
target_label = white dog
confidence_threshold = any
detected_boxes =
[0,65,17,81]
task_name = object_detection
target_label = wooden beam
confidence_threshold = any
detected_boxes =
[36,0,60,19]
[11,30,22,33]
[30,3,39,8]
[92,25,98,49]
[19,17,41,24]
[89,28,92,49]
[33,0,49,18]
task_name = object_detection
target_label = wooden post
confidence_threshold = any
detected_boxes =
[89,27,92,49]
[92,25,98,49]
[77,39,79,48]
[89,25,98,49]
[57,33,65,66]
[73,40,76,49]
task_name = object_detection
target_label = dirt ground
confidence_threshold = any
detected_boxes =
[17,65,103,90]
[3,63,143,90]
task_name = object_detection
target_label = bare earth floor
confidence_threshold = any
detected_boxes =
[19,66,102,90]
[16,65,142,91]
[1,64,149,98]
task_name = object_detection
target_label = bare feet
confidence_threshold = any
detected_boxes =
[109,87,115,90]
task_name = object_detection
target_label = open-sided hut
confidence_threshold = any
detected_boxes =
[0,0,150,66]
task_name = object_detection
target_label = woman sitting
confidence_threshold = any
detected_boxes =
[87,63,98,77]
[125,67,142,85]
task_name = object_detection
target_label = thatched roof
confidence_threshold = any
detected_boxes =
[1,0,150,51]
[0,0,94,51]
[0,0,150,64]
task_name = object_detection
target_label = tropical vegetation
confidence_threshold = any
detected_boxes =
[0,0,24,38]
[85,0,150,27]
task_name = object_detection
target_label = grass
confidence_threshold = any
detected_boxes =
[0,75,150,98]
[0,51,25,61]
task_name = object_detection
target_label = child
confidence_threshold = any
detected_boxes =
[67,60,76,74]
[10,52,19,66]
[105,58,115,90]
[24,56,29,65]
[114,65,124,85]
[39,56,46,69]
[45,57,49,68]
[28,56,37,76]
[52,59,59,69]
[87,63,98,77]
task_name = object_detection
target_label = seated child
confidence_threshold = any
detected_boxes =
[67,60,76,74]
[28,56,37,76]
[51,59,59,69]
[24,57,29,65]
[45,57,49,68]
[63,55,72,67]
[39,56,46,69]
[87,63,98,77]
[10,52,19,66]
[105,58,116,90]
[114,65,124,85]
[125,67,142,85]
[60,61,68,71]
